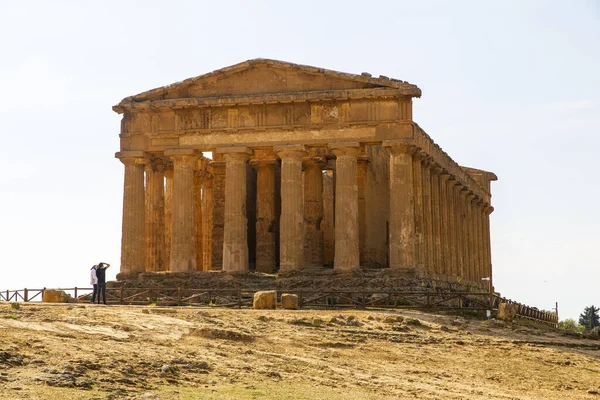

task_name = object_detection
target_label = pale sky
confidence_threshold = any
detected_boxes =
[0,1,598,321]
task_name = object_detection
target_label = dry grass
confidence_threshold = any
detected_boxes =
[0,304,599,399]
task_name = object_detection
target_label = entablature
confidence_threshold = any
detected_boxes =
[119,95,413,136]
[113,87,411,114]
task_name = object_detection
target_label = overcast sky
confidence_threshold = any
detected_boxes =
[0,1,598,320]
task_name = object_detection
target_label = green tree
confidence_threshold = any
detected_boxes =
[559,318,577,330]
[578,305,600,330]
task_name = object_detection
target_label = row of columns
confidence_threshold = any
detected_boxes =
[117,141,493,284]
[411,149,494,283]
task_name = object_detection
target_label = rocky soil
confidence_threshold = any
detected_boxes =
[0,303,599,399]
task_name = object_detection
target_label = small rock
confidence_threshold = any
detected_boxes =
[257,315,268,322]
[160,365,176,374]
[311,318,322,327]
[266,371,281,378]
[440,326,450,332]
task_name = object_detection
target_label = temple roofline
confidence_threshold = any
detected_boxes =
[114,58,422,110]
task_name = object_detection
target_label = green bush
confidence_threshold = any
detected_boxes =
[558,318,584,332]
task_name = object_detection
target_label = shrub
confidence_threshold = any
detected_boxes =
[558,318,584,332]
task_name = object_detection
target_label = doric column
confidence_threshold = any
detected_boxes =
[144,159,166,273]
[465,192,475,282]
[473,198,483,282]
[322,169,335,266]
[275,145,306,271]
[165,149,199,272]
[421,157,434,273]
[480,200,488,282]
[303,153,326,268]
[452,184,462,279]
[116,151,147,278]
[164,166,173,271]
[484,205,494,281]
[201,176,213,271]
[446,177,458,277]
[384,141,417,269]
[193,157,210,271]
[218,147,251,273]
[439,172,450,276]
[458,187,469,280]
[209,156,226,270]
[330,143,361,270]
[430,165,443,274]
[194,166,203,272]
[250,151,278,273]
[412,151,426,269]
[357,154,368,267]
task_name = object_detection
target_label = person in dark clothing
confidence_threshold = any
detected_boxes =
[95,262,110,304]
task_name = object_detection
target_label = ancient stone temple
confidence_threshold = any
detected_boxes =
[113,59,497,285]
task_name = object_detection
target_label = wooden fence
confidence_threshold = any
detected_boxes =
[0,286,558,327]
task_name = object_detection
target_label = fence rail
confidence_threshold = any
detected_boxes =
[0,286,558,326]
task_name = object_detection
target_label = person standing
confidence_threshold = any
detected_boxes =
[96,262,110,305]
[90,265,98,303]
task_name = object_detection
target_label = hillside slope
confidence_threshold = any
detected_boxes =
[0,304,599,399]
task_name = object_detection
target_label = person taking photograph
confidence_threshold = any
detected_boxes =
[95,262,110,305]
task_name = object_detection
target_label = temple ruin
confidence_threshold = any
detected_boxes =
[113,59,497,287]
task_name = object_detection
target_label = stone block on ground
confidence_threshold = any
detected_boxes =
[281,293,298,309]
[497,303,518,323]
[253,290,277,309]
[42,289,73,303]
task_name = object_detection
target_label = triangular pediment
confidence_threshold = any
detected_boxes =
[114,59,420,111]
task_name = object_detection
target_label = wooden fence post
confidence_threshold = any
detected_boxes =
[177,287,182,306]
[74,287,78,302]
[120,283,124,305]
[24,288,28,302]
[237,289,242,308]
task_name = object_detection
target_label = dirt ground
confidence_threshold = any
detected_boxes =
[0,303,599,399]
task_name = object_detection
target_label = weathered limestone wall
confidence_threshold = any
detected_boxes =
[364,145,389,268]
